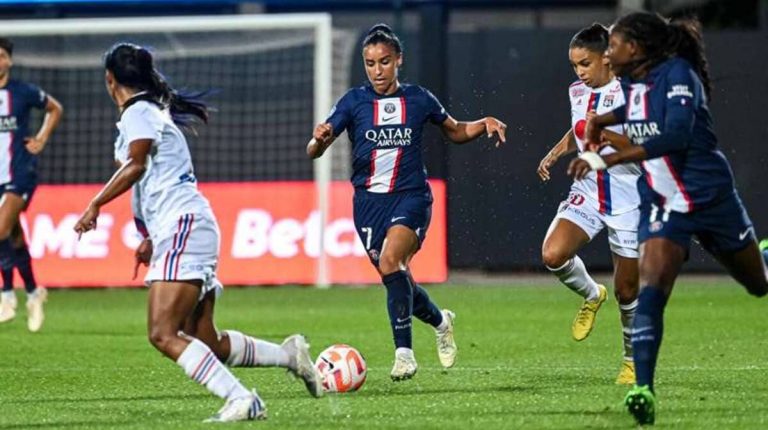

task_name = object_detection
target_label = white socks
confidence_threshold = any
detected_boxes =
[547,256,600,302]
[177,338,251,401]
[619,299,638,361]
[224,330,291,368]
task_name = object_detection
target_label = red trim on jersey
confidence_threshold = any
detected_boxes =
[373,99,379,126]
[597,170,606,214]
[399,96,407,123]
[387,148,403,192]
[587,92,597,112]
[641,160,667,207]
[662,155,694,212]
[365,149,377,188]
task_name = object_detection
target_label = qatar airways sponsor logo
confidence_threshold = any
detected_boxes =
[364,127,413,147]
[0,116,18,132]
[21,210,366,260]
[624,122,661,144]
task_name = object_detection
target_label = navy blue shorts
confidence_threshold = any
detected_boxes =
[639,193,755,254]
[353,188,433,267]
[0,176,37,209]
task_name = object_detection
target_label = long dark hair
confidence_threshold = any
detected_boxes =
[570,23,609,53]
[612,12,712,98]
[104,43,209,127]
[362,23,403,55]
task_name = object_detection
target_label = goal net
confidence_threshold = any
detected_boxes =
[1,14,357,286]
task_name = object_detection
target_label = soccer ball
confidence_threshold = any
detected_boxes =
[314,344,367,393]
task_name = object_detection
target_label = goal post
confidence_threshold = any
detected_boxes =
[0,13,353,287]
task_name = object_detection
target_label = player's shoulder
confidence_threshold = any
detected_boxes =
[7,79,37,94]
[337,85,370,106]
[569,80,587,98]
[403,84,431,97]
[658,57,695,79]
[122,100,164,124]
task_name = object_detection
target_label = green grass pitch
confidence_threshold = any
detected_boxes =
[1,277,766,429]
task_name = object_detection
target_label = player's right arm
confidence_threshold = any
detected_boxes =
[307,92,352,159]
[538,128,576,182]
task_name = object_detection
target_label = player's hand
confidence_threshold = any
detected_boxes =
[312,123,334,145]
[24,137,46,155]
[567,158,592,180]
[133,239,153,280]
[74,204,100,239]
[484,117,507,148]
[537,152,558,182]
[584,112,603,148]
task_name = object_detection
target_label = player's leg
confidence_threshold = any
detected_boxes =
[11,222,46,332]
[184,290,322,398]
[624,237,685,425]
[712,242,768,297]
[606,214,640,385]
[379,224,421,380]
[0,193,26,323]
[542,205,606,341]
[148,280,263,422]
[612,253,639,384]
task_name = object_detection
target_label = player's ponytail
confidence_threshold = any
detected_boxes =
[362,23,403,54]
[569,23,609,53]
[612,12,711,98]
[668,19,712,98]
[104,43,209,128]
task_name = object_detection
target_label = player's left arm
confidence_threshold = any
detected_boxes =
[74,139,151,237]
[440,115,507,147]
[25,94,63,155]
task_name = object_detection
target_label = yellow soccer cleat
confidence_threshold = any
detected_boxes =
[615,359,636,385]
[571,284,607,341]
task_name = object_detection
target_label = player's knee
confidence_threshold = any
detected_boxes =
[541,246,570,270]
[614,279,639,304]
[378,254,403,276]
[148,326,175,353]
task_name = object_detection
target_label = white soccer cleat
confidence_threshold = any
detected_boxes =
[281,334,323,398]
[436,309,457,368]
[390,348,418,381]
[26,287,47,332]
[204,391,267,423]
[0,291,17,323]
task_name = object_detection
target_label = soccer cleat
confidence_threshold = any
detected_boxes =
[26,287,47,332]
[615,359,636,385]
[625,384,656,425]
[281,334,323,398]
[0,292,17,323]
[390,349,418,381]
[436,309,457,368]
[571,284,607,341]
[759,239,768,252]
[204,391,267,423]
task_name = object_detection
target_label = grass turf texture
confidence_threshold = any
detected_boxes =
[0,278,766,429]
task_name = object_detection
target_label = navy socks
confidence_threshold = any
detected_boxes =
[632,286,669,392]
[382,271,414,349]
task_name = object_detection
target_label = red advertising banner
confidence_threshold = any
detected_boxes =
[19,181,447,287]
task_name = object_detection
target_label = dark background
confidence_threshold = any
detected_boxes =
[2,0,765,272]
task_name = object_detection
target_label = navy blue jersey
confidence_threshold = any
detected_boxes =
[613,57,735,213]
[0,79,48,185]
[326,84,449,193]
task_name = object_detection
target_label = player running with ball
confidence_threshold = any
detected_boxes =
[538,24,639,384]
[74,43,322,422]
[308,24,506,381]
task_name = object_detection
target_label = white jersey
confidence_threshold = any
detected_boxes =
[569,79,641,215]
[114,100,214,241]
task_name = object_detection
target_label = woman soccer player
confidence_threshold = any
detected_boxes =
[0,37,63,332]
[568,13,768,425]
[74,43,322,422]
[308,24,506,381]
[537,24,639,385]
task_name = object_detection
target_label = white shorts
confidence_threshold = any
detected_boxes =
[549,191,640,258]
[145,213,223,301]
